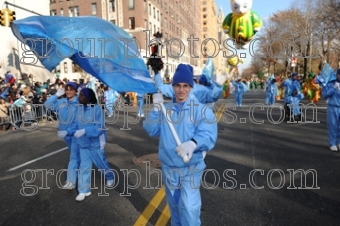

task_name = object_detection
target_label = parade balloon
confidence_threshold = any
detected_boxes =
[222,0,262,49]
[227,56,244,67]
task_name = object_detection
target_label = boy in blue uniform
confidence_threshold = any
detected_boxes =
[143,64,217,225]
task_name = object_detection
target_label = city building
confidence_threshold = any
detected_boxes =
[201,0,227,76]
[0,0,51,82]
[49,0,202,80]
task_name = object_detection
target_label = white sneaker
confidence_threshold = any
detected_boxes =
[106,179,114,187]
[75,192,91,201]
[62,181,75,189]
[330,146,338,151]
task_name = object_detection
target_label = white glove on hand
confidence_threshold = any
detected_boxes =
[57,131,67,139]
[216,74,228,86]
[175,140,197,163]
[333,82,340,91]
[56,87,65,97]
[153,93,164,111]
[74,129,85,138]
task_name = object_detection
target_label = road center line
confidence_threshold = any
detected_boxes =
[6,147,68,172]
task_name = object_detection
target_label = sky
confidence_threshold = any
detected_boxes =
[214,0,294,72]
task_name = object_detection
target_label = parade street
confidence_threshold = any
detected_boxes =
[0,90,339,226]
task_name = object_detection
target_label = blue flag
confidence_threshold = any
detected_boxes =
[202,58,215,83]
[11,16,157,93]
[315,63,336,87]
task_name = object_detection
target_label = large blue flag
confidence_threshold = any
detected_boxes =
[11,16,157,93]
[201,58,215,83]
[315,63,336,87]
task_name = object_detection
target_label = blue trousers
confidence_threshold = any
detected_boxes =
[162,161,206,226]
[106,101,114,116]
[78,147,114,193]
[137,97,144,116]
[235,93,243,106]
[63,136,80,185]
[327,106,340,146]
[268,92,276,105]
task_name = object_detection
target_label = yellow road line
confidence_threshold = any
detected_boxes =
[155,204,171,226]
[215,104,226,122]
[134,187,166,226]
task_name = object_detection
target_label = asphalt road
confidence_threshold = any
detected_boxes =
[0,90,339,226]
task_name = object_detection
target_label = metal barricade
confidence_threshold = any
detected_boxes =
[9,104,38,130]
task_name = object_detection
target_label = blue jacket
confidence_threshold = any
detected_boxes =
[267,83,278,96]
[44,95,78,134]
[104,89,118,103]
[231,81,246,95]
[71,104,106,149]
[281,78,301,98]
[143,92,217,168]
[322,81,340,107]
[154,72,222,104]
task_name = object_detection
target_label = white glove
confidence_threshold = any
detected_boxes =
[56,87,65,97]
[57,131,67,139]
[175,140,197,163]
[216,74,228,86]
[153,93,164,111]
[333,82,340,89]
[74,129,86,138]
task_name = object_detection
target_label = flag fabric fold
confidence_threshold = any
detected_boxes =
[315,63,336,87]
[202,58,215,83]
[11,16,157,93]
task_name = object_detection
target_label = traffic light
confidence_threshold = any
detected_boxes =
[0,8,15,27]
[8,9,15,24]
[0,9,6,27]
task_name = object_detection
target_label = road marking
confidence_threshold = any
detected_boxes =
[134,187,166,226]
[155,204,171,226]
[6,147,68,172]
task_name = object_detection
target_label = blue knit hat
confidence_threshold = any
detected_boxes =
[337,68,340,75]
[65,81,78,91]
[172,64,193,87]
[291,72,298,78]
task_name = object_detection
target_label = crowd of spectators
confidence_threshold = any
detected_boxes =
[0,71,146,132]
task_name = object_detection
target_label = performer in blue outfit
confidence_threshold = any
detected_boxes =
[267,79,278,106]
[153,64,227,104]
[281,72,301,119]
[104,86,118,117]
[71,88,115,201]
[231,78,247,106]
[265,75,274,105]
[321,68,340,151]
[143,64,217,225]
[286,88,304,121]
[44,82,80,189]
[136,92,145,117]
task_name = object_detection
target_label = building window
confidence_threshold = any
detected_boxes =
[60,0,63,2]
[60,8,64,16]
[203,14,207,19]
[50,0,56,3]
[129,17,135,29]
[50,10,56,16]
[154,25,156,34]
[164,18,167,28]
[157,10,159,21]
[129,0,134,9]
[153,7,156,19]
[69,7,74,17]
[203,7,207,12]
[109,0,115,12]
[144,0,147,12]
[144,20,147,29]
[74,7,79,16]
[149,4,151,15]
[110,20,116,25]
[149,22,152,34]
[91,3,97,15]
